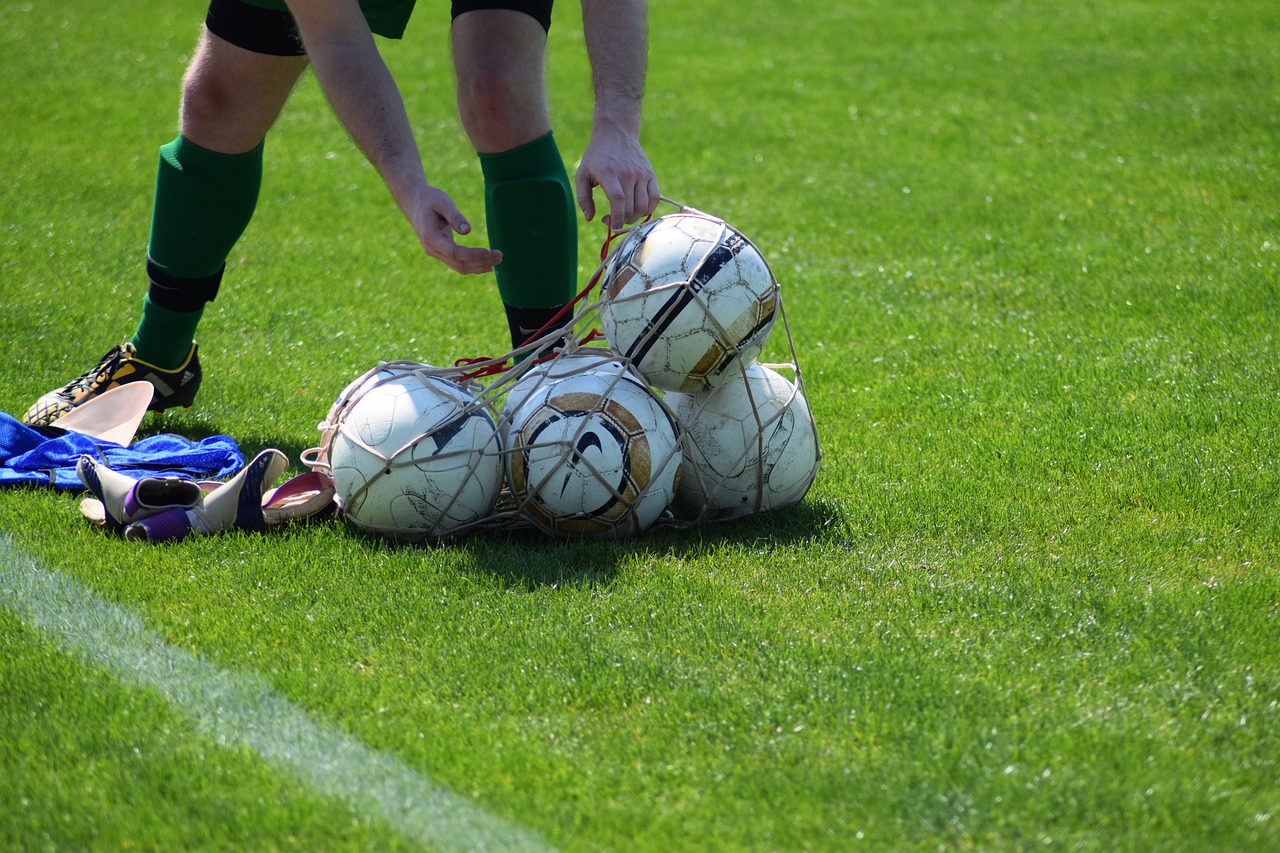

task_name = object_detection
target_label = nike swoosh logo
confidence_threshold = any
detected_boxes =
[559,431,604,498]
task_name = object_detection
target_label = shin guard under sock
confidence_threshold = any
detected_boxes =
[148,135,263,279]
[479,132,577,347]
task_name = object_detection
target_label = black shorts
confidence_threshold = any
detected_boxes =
[205,0,555,57]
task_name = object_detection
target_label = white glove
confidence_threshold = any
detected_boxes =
[76,455,203,532]
[124,449,289,542]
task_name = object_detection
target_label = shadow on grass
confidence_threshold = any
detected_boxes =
[333,496,845,589]
[138,416,846,589]
[478,497,843,588]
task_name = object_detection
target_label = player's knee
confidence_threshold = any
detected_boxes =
[180,69,237,135]
[179,69,276,154]
[458,71,547,151]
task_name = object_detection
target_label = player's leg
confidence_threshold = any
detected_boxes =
[451,1,578,350]
[136,24,308,367]
[22,1,308,426]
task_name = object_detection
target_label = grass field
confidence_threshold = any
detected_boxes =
[3,0,1279,849]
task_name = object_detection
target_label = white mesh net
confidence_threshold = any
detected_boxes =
[302,200,820,539]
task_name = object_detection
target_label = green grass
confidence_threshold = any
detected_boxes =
[1,605,422,850]
[3,0,1279,849]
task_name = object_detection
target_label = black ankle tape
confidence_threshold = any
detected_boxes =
[505,304,566,347]
[147,261,224,312]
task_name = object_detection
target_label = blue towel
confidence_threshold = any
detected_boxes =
[0,413,244,489]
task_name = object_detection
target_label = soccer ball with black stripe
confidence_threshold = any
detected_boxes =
[598,211,778,393]
[505,363,682,538]
[328,366,504,539]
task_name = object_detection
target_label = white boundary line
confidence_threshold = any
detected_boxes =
[0,533,551,852]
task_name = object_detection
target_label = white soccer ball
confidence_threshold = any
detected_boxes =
[665,362,818,520]
[506,363,682,538]
[497,349,627,446]
[598,211,778,393]
[328,366,504,538]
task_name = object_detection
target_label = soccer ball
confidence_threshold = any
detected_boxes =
[598,211,778,393]
[328,365,504,538]
[665,362,818,520]
[506,363,682,538]
[497,348,627,446]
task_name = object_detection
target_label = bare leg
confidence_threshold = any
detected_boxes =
[24,30,313,423]
[451,10,550,153]
[180,30,310,154]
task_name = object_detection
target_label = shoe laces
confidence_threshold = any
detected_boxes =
[65,343,134,395]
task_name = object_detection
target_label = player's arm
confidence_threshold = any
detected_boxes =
[576,0,661,228]
[283,0,502,274]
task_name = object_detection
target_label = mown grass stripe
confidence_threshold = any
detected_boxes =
[0,533,551,853]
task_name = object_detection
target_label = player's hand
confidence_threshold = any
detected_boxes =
[575,130,660,230]
[411,187,503,274]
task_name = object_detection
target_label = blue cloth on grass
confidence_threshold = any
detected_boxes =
[0,412,244,489]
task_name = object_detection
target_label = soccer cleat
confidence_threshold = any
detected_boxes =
[76,455,204,532]
[22,342,202,428]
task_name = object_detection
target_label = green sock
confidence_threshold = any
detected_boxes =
[131,296,202,370]
[147,135,263,278]
[479,132,578,325]
[131,135,263,367]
